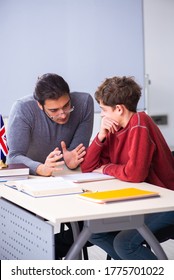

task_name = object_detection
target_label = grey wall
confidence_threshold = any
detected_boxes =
[144,0,174,147]
[0,0,144,116]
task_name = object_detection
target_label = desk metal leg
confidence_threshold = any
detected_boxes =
[65,223,92,260]
[70,222,82,260]
[137,224,168,260]
[65,216,168,260]
[65,216,144,260]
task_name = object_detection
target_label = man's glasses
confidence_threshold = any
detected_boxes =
[43,99,74,121]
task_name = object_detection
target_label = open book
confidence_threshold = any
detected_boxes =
[77,188,159,204]
[4,177,83,198]
[56,172,115,183]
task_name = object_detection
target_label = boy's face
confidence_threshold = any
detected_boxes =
[99,100,135,129]
[99,101,121,124]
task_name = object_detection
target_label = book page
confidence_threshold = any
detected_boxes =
[4,177,83,197]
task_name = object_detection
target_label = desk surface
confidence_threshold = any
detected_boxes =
[1,174,174,225]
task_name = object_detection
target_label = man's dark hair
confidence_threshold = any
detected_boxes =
[95,76,142,112]
[34,73,70,106]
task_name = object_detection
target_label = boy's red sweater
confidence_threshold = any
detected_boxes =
[81,112,174,190]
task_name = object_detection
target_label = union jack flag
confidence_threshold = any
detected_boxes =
[0,114,8,163]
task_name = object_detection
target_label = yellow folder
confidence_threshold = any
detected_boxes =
[78,188,159,204]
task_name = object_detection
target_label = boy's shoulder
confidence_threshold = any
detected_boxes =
[131,112,157,130]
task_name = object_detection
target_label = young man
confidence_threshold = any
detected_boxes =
[7,73,94,176]
[7,73,94,259]
[81,76,174,259]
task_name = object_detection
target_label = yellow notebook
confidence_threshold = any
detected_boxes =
[78,188,159,204]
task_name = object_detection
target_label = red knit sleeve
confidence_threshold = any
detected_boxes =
[103,126,156,182]
[81,134,110,172]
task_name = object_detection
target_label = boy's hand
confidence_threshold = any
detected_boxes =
[92,164,108,174]
[98,116,119,142]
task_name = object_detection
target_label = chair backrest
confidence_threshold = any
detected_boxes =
[154,150,174,243]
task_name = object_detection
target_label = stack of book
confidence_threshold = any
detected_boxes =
[0,163,29,182]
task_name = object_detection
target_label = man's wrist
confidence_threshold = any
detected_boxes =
[36,164,44,175]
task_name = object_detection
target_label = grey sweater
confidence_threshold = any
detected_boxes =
[7,92,94,174]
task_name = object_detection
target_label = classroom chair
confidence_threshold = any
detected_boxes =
[153,225,174,244]
[144,151,174,254]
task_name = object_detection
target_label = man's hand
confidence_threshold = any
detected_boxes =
[61,141,86,169]
[98,116,119,142]
[36,147,64,176]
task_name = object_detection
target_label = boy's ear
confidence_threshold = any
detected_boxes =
[37,101,43,110]
[116,104,124,114]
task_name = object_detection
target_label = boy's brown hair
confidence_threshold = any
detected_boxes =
[95,76,142,112]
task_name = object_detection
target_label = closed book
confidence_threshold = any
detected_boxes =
[77,188,159,204]
[57,172,115,183]
[0,175,29,182]
[0,163,29,177]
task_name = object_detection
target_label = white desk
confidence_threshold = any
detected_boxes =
[1,176,174,259]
